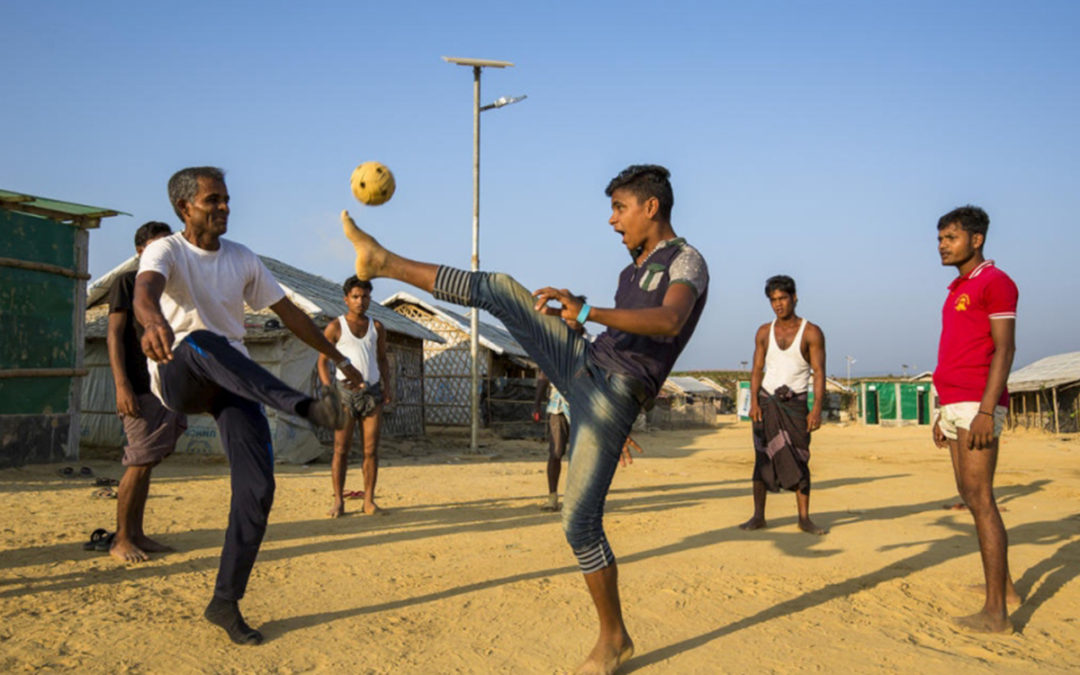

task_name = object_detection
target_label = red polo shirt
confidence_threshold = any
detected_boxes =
[933,260,1018,406]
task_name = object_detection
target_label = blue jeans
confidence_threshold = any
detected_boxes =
[433,268,642,573]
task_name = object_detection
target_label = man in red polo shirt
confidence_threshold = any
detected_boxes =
[932,205,1019,633]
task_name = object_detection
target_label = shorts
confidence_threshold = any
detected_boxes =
[121,393,188,466]
[548,412,569,460]
[336,380,383,420]
[935,402,1007,441]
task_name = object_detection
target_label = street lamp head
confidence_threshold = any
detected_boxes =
[442,56,514,68]
[481,94,527,112]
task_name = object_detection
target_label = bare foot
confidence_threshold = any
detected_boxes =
[963,583,1023,609]
[328,500,345,518]
[953,610,1013,633]
[134,535,174,553]
[739,516,767,531]
[341,210,390,281]
[575,633,634,675]
[798,518,828,535]
[362,501,384,516]
[110,536,149,563]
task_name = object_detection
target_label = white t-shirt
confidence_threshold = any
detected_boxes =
[138,233,285,398]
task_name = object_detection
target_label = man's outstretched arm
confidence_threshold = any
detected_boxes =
[533,283,697,337]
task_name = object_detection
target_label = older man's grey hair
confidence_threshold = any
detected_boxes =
[167,166,225,220]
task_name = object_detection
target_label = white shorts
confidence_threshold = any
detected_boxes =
[935,402,1007,440]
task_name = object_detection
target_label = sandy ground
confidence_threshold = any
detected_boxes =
[1,420,1078,674]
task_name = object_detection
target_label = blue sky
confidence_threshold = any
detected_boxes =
[4,1,1078,376]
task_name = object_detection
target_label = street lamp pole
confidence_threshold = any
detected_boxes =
[442,56,524,454]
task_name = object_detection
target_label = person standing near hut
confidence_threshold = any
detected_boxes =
[340,163,708,674]
[107,221,187,563]
[134,166,363,646]
[318,276,391,518]
[740,275,827,536]
[932,205,1020,633]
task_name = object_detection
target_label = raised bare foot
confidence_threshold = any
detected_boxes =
[798,518,828,535]
[739,516,767,531]
[341,210,390,281]
[134,535,174,553]
[953,610,1013,633]
[327,500,345,518]
[963,583,1023,609]
[575,633,634,675]
[110,536,149,563]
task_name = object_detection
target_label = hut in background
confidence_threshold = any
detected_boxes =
[382,292,537,429]
[1007,351,1080,433]
[0,189,126,468]
[856,376,934,426]
[648,376,721,428]
[81,256,443,463]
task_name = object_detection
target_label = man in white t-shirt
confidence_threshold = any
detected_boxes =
[134,166,363,646]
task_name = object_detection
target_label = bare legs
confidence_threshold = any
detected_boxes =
[796,488,827,535]
[360,407,383,515]
[328,406,383,517]
[738,479,768,530]
[949,430,1013,633]
[739,479,824,534]
[328,415,357,517]
[112,462,172,562]
[577,564,634,675]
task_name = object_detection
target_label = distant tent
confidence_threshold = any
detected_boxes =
[81,255,443,463]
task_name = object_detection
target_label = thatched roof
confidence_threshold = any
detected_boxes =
[1008,351,1080,392]
[85,255,443,344]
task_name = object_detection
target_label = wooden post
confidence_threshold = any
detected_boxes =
[1052,386,1060,434]
[1036,392,1042,431]
[1009,395,1015,430]
[1023,394,1028,428]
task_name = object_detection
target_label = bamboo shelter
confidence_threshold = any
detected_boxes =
[1007,351,1080,433]
[382,292,536,427]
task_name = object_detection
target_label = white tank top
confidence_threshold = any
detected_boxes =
[761,318,811,395]
[334,315,380,385]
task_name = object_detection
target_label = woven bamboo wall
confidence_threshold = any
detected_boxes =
[394,304,492,426]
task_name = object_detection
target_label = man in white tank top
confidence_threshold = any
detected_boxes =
[318,276,391,517]
[739,275,827,536]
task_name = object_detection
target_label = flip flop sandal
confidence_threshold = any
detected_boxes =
[79,466,95,478]
[82,528,115,551]
[57,466,76,478]
[94,477,119,486]
[345,490,365,500]
[92,487,117,499]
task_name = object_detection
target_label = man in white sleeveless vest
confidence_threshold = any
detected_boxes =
[740,275,827,535]
[318,276,391,517]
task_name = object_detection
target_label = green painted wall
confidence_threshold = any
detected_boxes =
[0,209,77,415]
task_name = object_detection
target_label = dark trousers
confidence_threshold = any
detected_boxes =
[157,330,313,601]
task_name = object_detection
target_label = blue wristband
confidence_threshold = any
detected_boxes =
[576,303,592,324]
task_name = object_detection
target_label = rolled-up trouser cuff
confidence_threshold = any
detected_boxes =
[573,535,615,574]
[433,266,474,305]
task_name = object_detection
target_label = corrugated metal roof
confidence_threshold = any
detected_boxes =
[382,291,528,357]
[84,253,443,344]
[665,376,722,396]
[1007,351,1080,392]
[0,189,129,225]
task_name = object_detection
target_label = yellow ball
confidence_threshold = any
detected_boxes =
[350,161,396,206]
